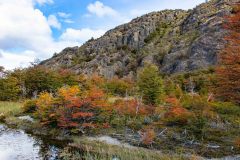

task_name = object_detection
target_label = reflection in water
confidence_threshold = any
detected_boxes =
[0,125,60,160]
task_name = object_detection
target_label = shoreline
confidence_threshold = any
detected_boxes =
[2,115,240,160]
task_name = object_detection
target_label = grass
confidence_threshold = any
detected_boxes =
[0,101,22,117]
[59,137,189,160]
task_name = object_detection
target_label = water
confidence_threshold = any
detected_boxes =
[0,125,61,160]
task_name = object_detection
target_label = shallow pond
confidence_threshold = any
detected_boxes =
[0,125,62,160]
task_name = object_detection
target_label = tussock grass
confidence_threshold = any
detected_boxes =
[60,137,188,160]
[0,101,22,117]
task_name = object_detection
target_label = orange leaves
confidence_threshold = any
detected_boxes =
[140,128,156,145]
[35,85,110,130]
[164,107,193,125]
[86,86,105,101]
[72,112,94,118]
[68,122,79,127]
[215,3,240,104]
[165,97,190,118]
[89,73,105,86]
[165,97,180,107]
[86,87,110,109]
[56,86,109,129]
[114,99,149,116]
[82,123,97,128]
[102,122,111,129]
[164,97,193,125]
[235,137,240,149]
[165,107,191,118]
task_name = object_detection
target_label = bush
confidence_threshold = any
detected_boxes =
[137,64,164,105]
[164,106,194,126]
[104,77,133,96]
[22,99,37,113]
[210,102,240,116]
[35,92,57,126]
[0,76,21,101]
[114,99,150,117]
[140,128,156,145]
[186,116,207,139]
[164,97,194,125]
[235,138,240,149]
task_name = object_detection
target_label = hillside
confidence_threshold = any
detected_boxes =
[41,0,237,78]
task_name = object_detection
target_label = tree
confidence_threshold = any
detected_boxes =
[137,64,164,105]
[55,86,109,130]
[0,75,21,101]
[104,76,134,96]
[24,66,62,97]
[0,68,23,101]
[215,4,240,104]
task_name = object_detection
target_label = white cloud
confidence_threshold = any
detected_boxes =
[87,1,118,17]
[60,28,105,43]
[57,12,74,24]
[34,0,53,5]
[0,0,81,69]
[0,50,35,69]
[63,19,74,24]
[0,0,54,53]
[47,14,61,29]
[58,12,71,18]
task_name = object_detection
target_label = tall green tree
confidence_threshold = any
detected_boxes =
[0,74,21,101]
[24,66,62,97]
[137,64,164,105]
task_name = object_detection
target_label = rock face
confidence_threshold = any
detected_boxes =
[41,0,237,78]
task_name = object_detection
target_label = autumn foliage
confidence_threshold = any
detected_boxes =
[57,86,109,129]
[114,99,150,116]
[235,137,240,149]
[140,128,156,145]
[35,92,55,125]
[164,97,193,125]
[215,3,240,104]
[33,85,111,129]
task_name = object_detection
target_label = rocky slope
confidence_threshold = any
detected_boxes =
[41,0,238,78]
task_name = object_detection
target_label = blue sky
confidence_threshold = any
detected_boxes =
[0,0,205,69]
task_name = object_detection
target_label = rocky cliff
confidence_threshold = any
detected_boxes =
[41,0,238,78]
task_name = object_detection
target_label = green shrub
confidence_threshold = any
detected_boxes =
[22,99,37,113]
[137,64,164,105]
[0,76,21,101]
[104,77,133,96]
[181,95,208,112]
[210,102,240,116]
[186,116,207,139]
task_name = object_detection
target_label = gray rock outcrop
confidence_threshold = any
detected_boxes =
[41,0,238,78]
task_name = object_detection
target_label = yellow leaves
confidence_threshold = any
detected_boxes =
[58,85,80,100]
[36,92,53,108]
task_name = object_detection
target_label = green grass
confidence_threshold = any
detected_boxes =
[0,101,22,117]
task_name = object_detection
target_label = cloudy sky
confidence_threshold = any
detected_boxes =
[0,0,205,69]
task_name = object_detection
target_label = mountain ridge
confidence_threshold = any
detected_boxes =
[41,0,238,78]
